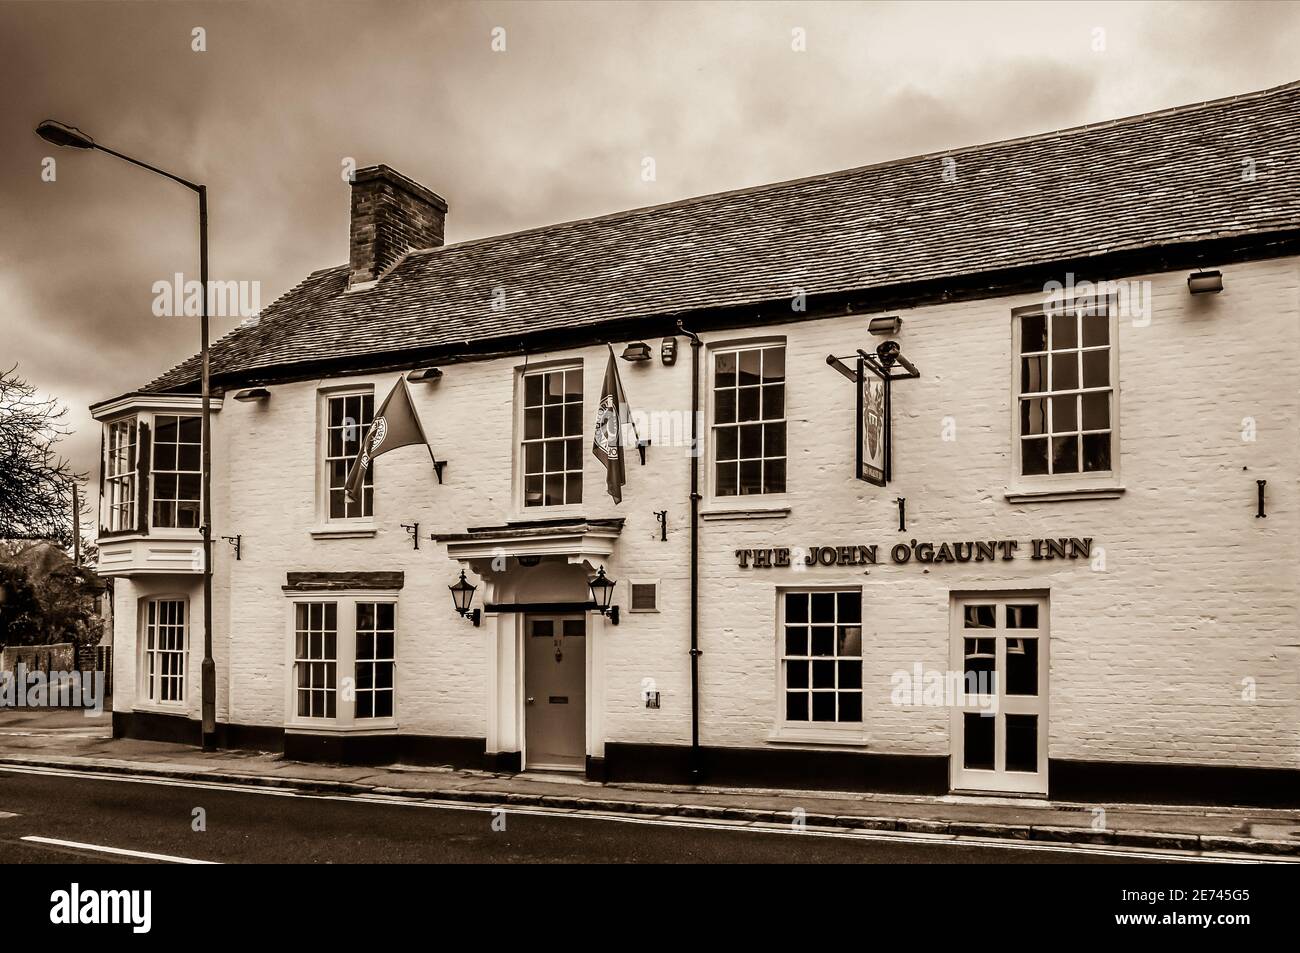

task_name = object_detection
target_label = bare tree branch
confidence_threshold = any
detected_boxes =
[0,363,85,548]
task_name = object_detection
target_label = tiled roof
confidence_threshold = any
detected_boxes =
[145,81,1300,393]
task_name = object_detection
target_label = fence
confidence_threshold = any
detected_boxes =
[1,642,112,701]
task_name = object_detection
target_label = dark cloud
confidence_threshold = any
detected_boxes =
[2,0,1297,487]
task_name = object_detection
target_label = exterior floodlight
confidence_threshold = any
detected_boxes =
[233,388,270,402]
[407,367,443,382]
[1188,270,1223,295]
[868,316,902,335]
[621,342,652,362]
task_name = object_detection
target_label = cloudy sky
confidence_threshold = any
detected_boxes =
[2,0,1297,487]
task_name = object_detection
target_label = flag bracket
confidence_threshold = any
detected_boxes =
[637,439,651,466]
[433,460,447,484]
[654,510,667,541]
[401,522,420,550]
[220,535,242,560]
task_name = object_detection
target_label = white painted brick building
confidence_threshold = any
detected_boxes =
[92,83,1300,804]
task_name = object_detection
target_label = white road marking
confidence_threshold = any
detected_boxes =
[0,763,1292,864]
[21,835,217,864]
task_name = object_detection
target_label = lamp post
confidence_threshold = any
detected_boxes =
[36,119,217,751]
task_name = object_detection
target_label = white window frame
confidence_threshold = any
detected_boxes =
[150,414,202,530]
[283,592,398,731]
[708,339,788,503]
[1010,296,1121,495]
[770,586,867,744]
[516,361,584,513]
[105,417,138,533]
[318,387,375,526]
[353,600,396,720]
[139,595,188,707]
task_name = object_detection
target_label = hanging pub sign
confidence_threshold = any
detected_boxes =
[828,340,917,488]
[857,357,890,485]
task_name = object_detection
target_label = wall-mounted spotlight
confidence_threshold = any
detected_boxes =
[233,388,270,402]
[868,315,903,335]
[661,336,678,365]
[876,340,902,366]
[1188,270,1223,295]
[621,342,652,362]
[407,367,443,382]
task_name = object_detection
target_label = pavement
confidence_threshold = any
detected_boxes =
[2,706,1298,859]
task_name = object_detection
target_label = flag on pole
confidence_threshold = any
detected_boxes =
[592,344,640,504]
[346,376,435,502]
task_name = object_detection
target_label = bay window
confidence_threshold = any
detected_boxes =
[151,415,202,529]
[288,596,397,726]
[105,418,138,532]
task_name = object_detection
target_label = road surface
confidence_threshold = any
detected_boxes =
[0,766,1215,864]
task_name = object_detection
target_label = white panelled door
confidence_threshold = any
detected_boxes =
[524,615,586,771]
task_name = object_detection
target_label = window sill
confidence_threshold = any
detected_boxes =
[1004,485,1125,504]
[310,523,378,540]
[700,504,791,522]
[285,720,398,735]
[766,725,868,746]
[133,703,191,716]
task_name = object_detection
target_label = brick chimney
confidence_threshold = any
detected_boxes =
[347,165,448,288]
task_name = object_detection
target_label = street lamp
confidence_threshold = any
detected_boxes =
[37,118,218,751]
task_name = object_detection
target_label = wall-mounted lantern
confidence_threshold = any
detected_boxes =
[621,342,652,363]
[448,569,481,627]
[588,566,620,625]
[1188,270,1223,294]
[233,388,270,402]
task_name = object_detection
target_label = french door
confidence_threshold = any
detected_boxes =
[949,593,1049,795]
